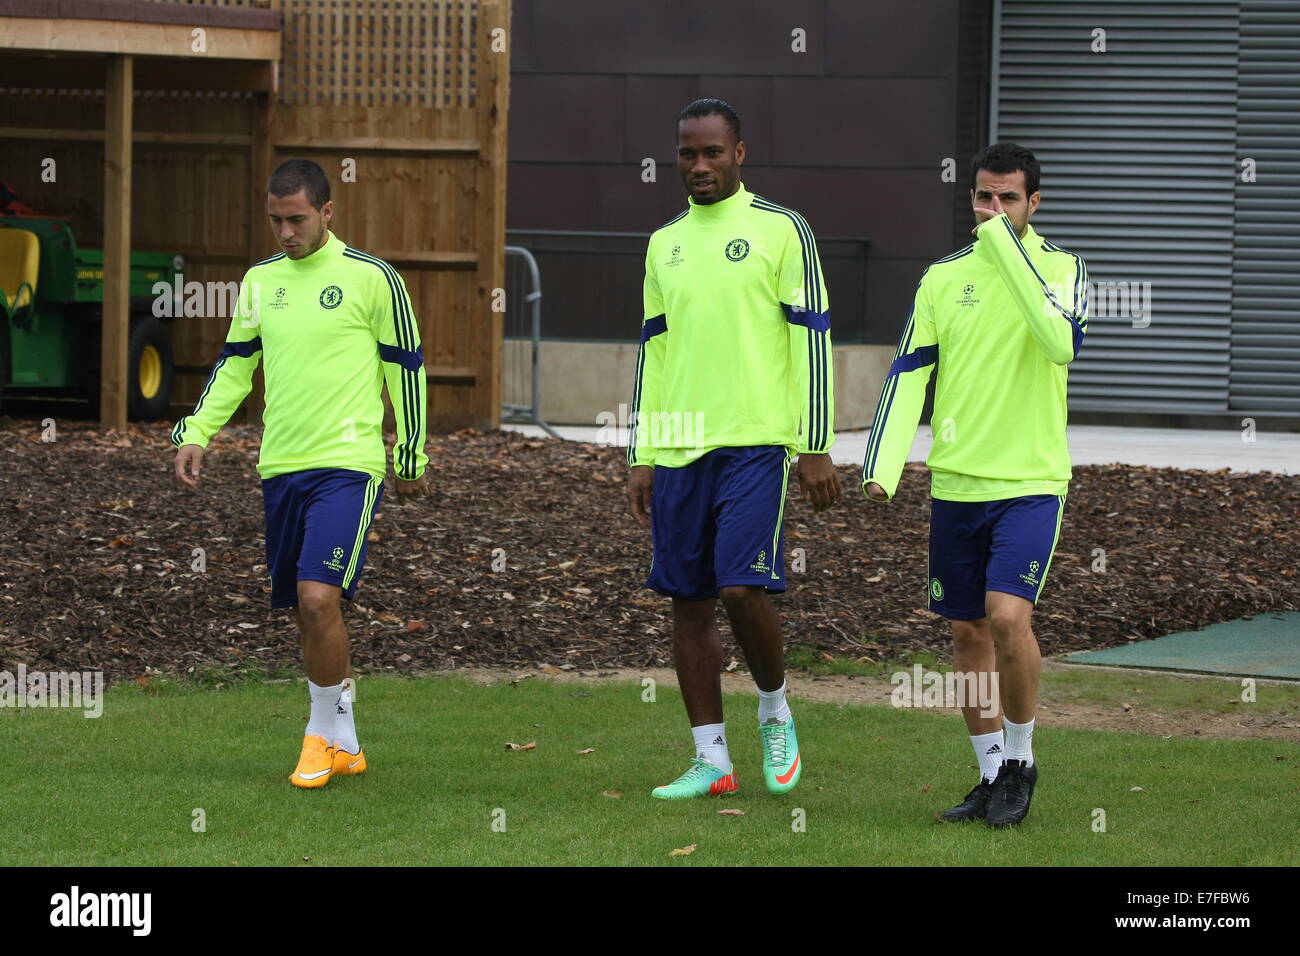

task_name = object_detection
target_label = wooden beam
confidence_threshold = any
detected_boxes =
[0,18,280,61]
[274,136,479,156]
[367,250,478,270]
[131,246,249,265]
[131,131,255,148]
[0,127,252,148]
[427,365,477,386]
[246,89,276,426]
[100,53,132,430]
[0,54,276,92]
[473,0,510,428]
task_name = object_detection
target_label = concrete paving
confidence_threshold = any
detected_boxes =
[1064,611,1300,679]
[502,422,1300,475]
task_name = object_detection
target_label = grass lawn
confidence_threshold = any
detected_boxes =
[4,674,1297,866]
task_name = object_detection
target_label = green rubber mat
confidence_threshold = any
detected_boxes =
[1064,612,1300,679]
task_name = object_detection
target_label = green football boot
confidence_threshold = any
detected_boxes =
[651,758,739,800]
[760,717,802,794]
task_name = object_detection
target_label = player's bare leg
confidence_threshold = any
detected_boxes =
[940,617,1006,821]
[984,590,1040,826]
[650,597,739,798]
[985,591,1039,723]
[671,597,724,726]
[289,580,363,786]
[951,617,1002,735]
[296,580,350,686]
[718,585,785,692]
[719,584,802,793]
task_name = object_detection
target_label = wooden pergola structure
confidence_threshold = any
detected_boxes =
[0,0,281,429]
[0,0,509,432]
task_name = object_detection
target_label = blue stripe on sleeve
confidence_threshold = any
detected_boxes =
[862,302,919,478]
[629,314,666,464]
[806,327,818,448]
[218,338,262,359]
[818,328,830,448]
[1070,252,1087,358]
[343,248,420,468]
[999,217,1074,322]
[379,342,424,372]
[640,313,667,343]
[862,373,899,480]
[862,265,940,479]
[754,197,831,448]
[178,336,260,445]
[888,344,938,377]
[811,329,821,447]
[783,303,831,333]
[752,197,821,313]
[628,343,649,464]
[790,210,821,314]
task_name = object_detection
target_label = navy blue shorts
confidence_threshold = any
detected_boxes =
[927,494,1066,620]
[646,446,793,601]
[261,468,384,609]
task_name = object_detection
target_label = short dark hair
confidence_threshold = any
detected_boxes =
[970,142,1040,196]
[268,158,331,210]
[678,98,741,144]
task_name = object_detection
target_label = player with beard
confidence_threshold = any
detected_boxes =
[627,99,840,799]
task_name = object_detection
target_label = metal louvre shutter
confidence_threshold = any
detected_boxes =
[1231,1,1300,412]
[993,0,1241,413]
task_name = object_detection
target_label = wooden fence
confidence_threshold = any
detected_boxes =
[1,0,509,430]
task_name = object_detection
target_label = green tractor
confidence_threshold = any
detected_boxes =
[0,214,180,421]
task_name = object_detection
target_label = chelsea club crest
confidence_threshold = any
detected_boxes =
[320,285,343,309]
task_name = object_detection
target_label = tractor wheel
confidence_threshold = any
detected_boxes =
[127,315,175,421]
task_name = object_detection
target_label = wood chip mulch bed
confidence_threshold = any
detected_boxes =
[1,419,1296,685]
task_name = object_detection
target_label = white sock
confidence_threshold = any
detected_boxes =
[306,680,342,742]
[333,678,359,754]
[1003,715,1035,766]
[692,723,730,770]
[971,730,1005,783]
[757,681,792,725]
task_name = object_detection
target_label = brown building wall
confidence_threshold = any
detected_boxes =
[506,0,992,345]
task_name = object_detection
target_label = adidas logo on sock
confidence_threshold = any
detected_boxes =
[336,705,347,714]
[713,736,725,745]
[985,744,1002,754]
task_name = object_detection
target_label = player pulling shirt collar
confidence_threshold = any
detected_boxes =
[860,212,1089,502]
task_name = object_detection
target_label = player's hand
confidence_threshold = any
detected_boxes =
[971,193,1005,236]
[627,465,653,529]
[174,444,204,488]
[865,481,889,502]
[796,453,841,513]
[394,473,428,503]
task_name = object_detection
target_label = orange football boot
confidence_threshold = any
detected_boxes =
[289,734,337,789]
